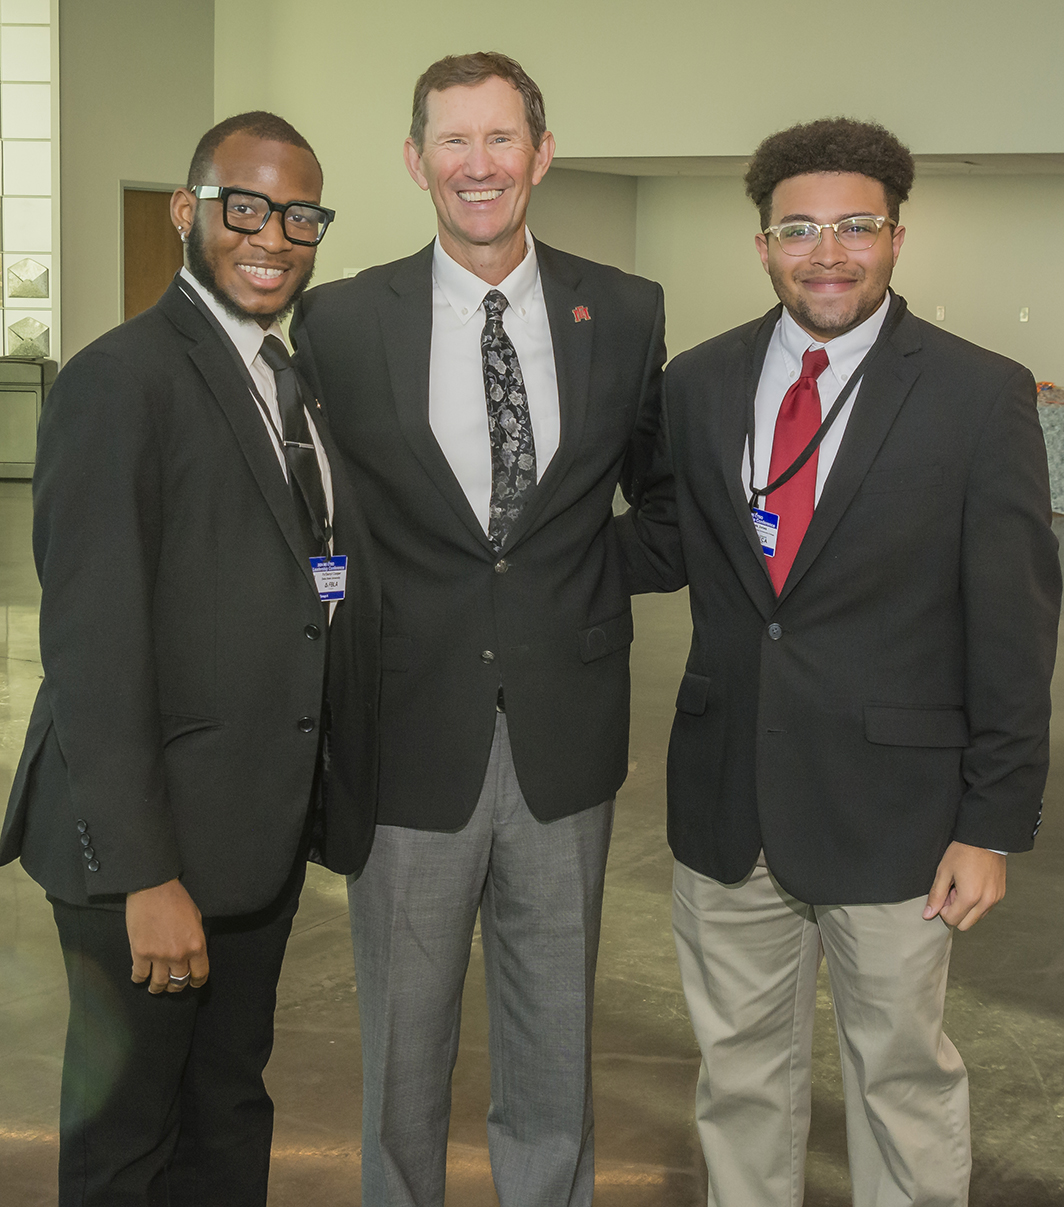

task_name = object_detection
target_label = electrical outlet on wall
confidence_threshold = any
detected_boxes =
[1019,307,1029,323]
[935,305,945,322]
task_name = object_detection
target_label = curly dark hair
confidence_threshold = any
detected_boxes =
[744,118,914,228]
[409,51,546,152]
[187,111,321,188]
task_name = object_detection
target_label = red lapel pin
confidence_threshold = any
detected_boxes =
[572,305,591,323]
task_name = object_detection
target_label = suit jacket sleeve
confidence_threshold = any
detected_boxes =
[616,368,689,595]
[32,347,182,896]
[617,281,667,510]
[955,364,1061,851]
[290,304,324,411]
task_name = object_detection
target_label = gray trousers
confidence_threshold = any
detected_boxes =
[348,714,614,1207]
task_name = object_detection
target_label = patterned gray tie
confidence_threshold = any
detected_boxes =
[481,289,536,551]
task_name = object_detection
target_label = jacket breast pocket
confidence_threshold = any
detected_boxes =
[864,705,969,747]
[578,610,634,663]
[860,463,943,494]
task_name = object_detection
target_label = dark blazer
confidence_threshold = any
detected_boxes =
[0,280,381,916]
[292,239,665,829]
[620,294,1061,905]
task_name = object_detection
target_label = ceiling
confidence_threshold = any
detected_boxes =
[552,153,1064,178]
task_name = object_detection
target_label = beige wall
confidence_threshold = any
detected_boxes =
[633,171,1064,382]
[890,174,1064,382]
[216,0,1063,160]
[59,0,214,358]
[212,0,1064,283]
[527,169,637,274]
[208,0,1064,379]
[634,175,777,359]
[54,0,1064,382]
[212,2,649,287]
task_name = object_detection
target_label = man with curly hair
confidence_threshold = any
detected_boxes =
[620,117,1060,1205]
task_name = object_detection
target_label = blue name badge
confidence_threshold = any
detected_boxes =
[309,554,347,602]
[751,508,779,558]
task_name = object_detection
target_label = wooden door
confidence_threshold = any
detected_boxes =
[123,188,184,320]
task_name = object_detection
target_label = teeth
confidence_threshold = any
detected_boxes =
[458,189,503,202]
[239,265,284,279]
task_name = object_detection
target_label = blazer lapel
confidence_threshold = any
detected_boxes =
[720,307,781,615]
[379,244,495,551]
[779,295,921,601]
[158,282,319,593]
[499,240,592,549]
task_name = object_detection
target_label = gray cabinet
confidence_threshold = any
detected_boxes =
[0,357,56,478]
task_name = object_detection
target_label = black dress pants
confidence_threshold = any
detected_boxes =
[50,859,306,1207]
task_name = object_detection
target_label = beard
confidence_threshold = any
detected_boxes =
[185,219,315,325]
[767,260,891,343]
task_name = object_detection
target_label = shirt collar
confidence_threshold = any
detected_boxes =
[778,293,891,387]
[180,266,286,369]
[431,228,540,326]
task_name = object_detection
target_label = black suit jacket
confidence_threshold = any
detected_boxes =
[292,240,665,829]
[0,280,381,916]
[620,294,1061,905]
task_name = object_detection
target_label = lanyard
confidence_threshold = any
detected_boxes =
[177,279,284,440]
[747,297,906,510]
[177,280,332,554]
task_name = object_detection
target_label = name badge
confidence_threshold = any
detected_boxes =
[309,555,347,601]
[751,508,779,557]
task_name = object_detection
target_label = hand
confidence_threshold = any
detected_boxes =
[126,878,209,994]
[923,841,1006,932]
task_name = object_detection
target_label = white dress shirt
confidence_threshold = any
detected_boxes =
[746,298,890,508]
[428,230,560,534]
[179,267,334,524]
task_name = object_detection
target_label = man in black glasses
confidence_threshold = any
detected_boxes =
[0,111,379,1205]
[620,117,1060,1206]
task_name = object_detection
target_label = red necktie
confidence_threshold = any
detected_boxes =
[765,347,830,592]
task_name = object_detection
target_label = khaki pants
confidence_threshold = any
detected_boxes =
[673,859,970,1207]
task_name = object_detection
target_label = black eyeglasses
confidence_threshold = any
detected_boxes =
[191,185,335,246]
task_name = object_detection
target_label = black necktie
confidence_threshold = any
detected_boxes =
[258,335,331,557]
[481,289,536,551]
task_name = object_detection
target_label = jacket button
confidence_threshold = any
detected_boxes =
[768,623,783,640]
[494,559,509,574]
[79,834,92,847]
[297,716,316,733]
[304,624,321,640]
[82,846,95,859]
[76,819,88,834]
[480,650,496,663]
[87,859,100,873]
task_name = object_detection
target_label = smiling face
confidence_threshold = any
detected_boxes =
[172,132,322,328]
[403,75,555,283]
[755,172,905,342]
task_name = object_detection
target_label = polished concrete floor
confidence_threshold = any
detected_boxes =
[2,475,1063,1205]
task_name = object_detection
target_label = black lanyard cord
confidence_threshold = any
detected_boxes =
[747,298,907,510]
